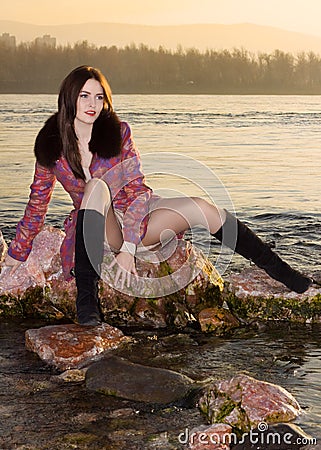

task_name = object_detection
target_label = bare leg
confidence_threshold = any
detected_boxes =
[142,196,225,246]
[80,178,123,250]
[141,197,313,294]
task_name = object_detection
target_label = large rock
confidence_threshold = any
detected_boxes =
[3,226,319,330]
[198,374,300,433]
[0,226,226,331]
[0,225,64,296]
[226,267,321,323]
[25,323,130,370]
[86,355,197,405]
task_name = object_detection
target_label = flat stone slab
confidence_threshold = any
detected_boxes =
[25,323,130,370]
[86,355,196,405]
[226,267,321,323]
[227,267,321,300]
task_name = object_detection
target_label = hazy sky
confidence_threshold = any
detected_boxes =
[3,0,321,37]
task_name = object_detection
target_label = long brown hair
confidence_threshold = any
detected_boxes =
[57,65,113,180]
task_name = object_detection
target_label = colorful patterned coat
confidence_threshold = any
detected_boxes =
[8,112,155,280]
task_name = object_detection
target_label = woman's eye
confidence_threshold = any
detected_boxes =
[80,93,88,98]
[96,95,104,101]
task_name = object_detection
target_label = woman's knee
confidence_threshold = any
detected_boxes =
[190,197,225,229]
[190,196,215,216]
[81,178,111,211]
[84,177,108,193]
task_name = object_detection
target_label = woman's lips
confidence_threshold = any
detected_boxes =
[85,110,96,116]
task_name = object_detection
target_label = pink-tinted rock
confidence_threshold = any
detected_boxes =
[99,240,223,328]
[198,307,239,334]
[0,225,64,295]
[131,297,167,328]
[225,267,321,323]
[0,226,225,329]
[101,239,223,300]
[3,225,320,328]
[198,374,300,433]
[227,267,320,300]
[25,323,130,370]
[181,423,233,450]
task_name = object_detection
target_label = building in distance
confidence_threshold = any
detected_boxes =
[0,33,16,48]
[34,34,56,48]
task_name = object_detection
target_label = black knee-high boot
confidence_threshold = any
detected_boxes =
[213,210,313,294]
[75,209,105,326]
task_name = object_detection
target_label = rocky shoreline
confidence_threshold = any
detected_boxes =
[0,226,320,448]
[0,226,320,330]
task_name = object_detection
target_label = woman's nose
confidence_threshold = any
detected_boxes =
[89,97,96,107]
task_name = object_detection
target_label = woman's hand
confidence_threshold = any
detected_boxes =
[108,251,138,289]
[2,254,23,275]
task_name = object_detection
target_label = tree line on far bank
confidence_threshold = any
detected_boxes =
[1,40,321,94]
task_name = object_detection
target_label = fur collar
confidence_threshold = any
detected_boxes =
[34,111,122,168]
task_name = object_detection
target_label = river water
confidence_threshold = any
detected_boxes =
[0,95,320,448]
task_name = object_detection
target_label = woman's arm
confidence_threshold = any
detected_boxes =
[107,123,151,289]
[7,162,56,262]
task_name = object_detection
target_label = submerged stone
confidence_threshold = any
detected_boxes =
[198,374,300,433]
[86,355,196,405]
[25,323,130,370]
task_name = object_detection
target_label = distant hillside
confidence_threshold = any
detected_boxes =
[2,20,321,54]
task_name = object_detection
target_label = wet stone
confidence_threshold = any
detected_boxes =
[226,267,321,301]
[198,374,301,433]
[198,307,240,334]
[25,323,130,370]
[56,368,88,382]
[86,355,196,405]
[225,267,321,324]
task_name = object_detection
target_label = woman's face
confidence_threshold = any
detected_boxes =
[75,78,104,126]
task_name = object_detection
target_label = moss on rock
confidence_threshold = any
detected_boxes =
[226,291,321,323]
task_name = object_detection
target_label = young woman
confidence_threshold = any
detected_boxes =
[4,65,315,326]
